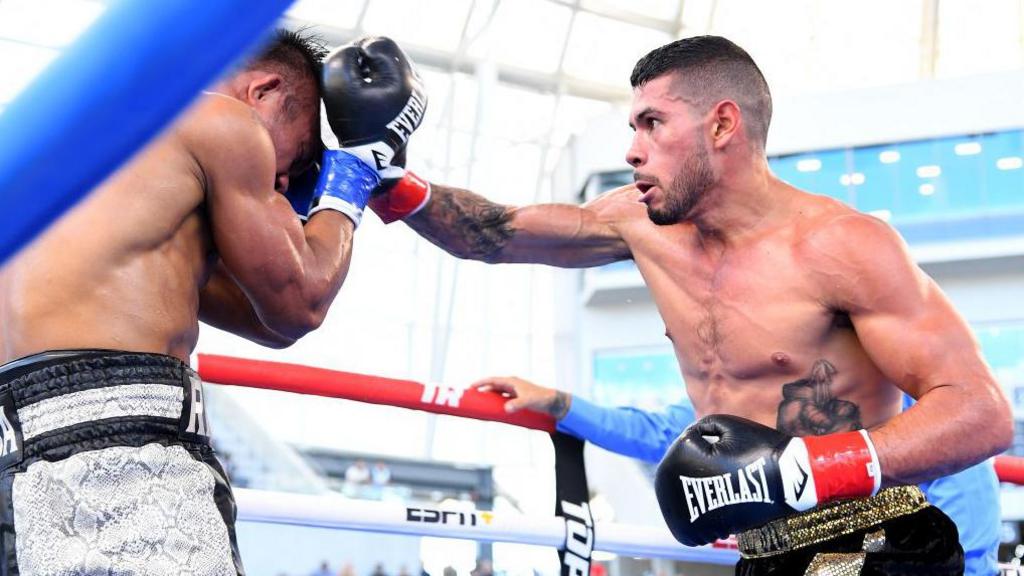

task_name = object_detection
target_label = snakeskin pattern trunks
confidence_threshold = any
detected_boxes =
[0,350,243,575]
[735,486,964,575]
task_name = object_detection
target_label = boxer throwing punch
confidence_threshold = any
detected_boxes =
[0,33,424,575]
[371,36,1009,574]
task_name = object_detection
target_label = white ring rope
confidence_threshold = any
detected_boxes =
[234,488,740,565]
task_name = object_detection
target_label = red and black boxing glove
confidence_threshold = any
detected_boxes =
[319,35,431,225]
[654,414,881,547]
[316,36,428,226]
[368,171,431,224]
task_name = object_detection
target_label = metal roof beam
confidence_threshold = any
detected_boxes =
[281,16,632,102]
[547,0,679,34]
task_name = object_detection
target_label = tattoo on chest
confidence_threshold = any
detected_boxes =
[776,359,862,436]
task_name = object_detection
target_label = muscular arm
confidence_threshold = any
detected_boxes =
[815,215,1012,486]
[404,183,636,267]
[199,262,296,348]
[187,97,353,339]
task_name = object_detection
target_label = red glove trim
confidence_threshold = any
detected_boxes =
[803,430,881,502]
[368,171,431,224]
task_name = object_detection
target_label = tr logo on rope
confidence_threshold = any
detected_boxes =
[420,384,463,408]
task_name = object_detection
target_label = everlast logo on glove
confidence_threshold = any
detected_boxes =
[678,457,774,523]
[385,90,427,148]
[372,88,426,171]
[656,414,882,547]
[321,36,428,179]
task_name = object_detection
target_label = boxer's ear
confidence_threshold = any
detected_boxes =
[246,71,285,104]
[709,100,741,150]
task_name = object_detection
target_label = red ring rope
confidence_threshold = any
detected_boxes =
[994,454,1024,484]
[197,354,1024,483]
[197,353,556,433]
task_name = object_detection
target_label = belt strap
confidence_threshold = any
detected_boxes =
[737,485,929,558]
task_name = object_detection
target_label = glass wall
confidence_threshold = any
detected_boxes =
[592,322,1024,429]
[594,128,1024,245]
[592,347,685,410]
[773,129,1024,237]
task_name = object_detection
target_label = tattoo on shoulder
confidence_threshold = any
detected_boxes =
[776,359,862,436]
[412,184,515,261]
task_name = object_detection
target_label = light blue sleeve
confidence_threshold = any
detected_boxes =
[558,393,1000,574]
[556,396,695,463]
[903,394,1000,576]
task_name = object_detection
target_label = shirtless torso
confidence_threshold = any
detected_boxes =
[0,88,351,364]
[398,38,1008,571]
[610,185,900,434]
[402,177,1006,488]
[1,118,212,361]
[416,182,904,429]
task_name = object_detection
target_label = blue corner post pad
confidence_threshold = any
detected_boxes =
[0,0,294,265]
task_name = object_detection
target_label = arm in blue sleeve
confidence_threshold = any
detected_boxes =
[556,395,696,463]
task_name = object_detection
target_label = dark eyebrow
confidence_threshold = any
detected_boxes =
[628,106,657,130]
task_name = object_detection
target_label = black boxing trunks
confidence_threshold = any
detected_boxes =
[0,350,243,575]
[735,485,963,575]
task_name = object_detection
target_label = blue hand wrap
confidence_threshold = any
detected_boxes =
[310,150,381,223]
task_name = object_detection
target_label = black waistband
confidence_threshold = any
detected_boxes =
[0,350,211,470]
[0,349,191,408]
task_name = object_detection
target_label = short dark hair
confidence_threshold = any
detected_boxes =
[248,28,328,118]
[630,36,772,149]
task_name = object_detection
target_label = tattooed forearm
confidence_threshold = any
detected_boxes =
[776,359,862,436]
[406,184,516,262]
[549,391,572,420]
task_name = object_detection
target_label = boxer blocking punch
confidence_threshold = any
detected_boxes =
[288,36,428,225]
[374,35,1009,574]
[0,32,424,575]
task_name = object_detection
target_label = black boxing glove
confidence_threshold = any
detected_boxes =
[311,36,428,226]
[654,414,881,547]
[322,37,431,224]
